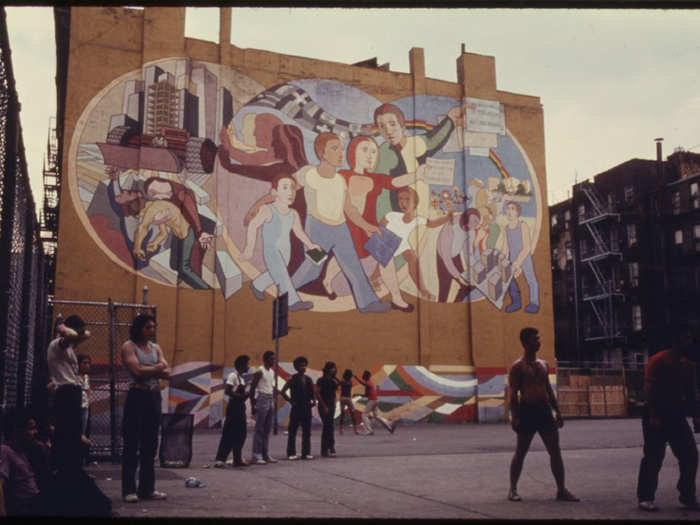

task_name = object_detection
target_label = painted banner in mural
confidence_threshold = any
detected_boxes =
[70,57,542,314]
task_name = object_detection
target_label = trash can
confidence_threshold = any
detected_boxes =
[159,413,193,468]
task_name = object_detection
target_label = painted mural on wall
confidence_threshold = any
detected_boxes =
[163,361,481,428]
[71,57,542,314]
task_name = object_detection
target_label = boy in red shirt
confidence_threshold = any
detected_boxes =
[354,371,395,435]
[637,325,699,512]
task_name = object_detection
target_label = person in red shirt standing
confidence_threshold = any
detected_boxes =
[354,371,396,435]
[637,324,699,512]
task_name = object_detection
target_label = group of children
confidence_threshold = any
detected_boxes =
[213,353,397,466]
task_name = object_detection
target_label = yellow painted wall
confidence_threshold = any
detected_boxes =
[56,8,554,416]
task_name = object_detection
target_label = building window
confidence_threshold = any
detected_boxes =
[632,305,642,331]
[607,192,615,211]
[691,183,699,209]
[627,223,637,247]
[624,185,634,203]
[610,228,619,251]
[695,224,700,251]
[580,239,588,255]
[551,214,558,227]
[564,210,571,222]
[577,204,586,222]
[672,191,681,215]
[675,229,684,245]
[566,247,573,261]
[628,262,639,287]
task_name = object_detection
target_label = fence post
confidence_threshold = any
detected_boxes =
[603,382,608,417]
[108,298,118,463]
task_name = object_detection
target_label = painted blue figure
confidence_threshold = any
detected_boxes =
[241,173,320,311]
[499,201,539,314]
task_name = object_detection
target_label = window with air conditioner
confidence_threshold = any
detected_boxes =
[675,229,684,245]
[632,305,642,331]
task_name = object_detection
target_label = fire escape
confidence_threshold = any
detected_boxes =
[40,117,60,298]
[578,181,625,345]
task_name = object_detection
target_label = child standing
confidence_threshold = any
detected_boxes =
[214,355,251,468]
[354,370,396,435]
[77,354,92,463]
[338,369,360,435]
[316,362,339,457]
[281,356,318,460]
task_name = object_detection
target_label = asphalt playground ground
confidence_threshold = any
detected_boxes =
[88,417,700,520]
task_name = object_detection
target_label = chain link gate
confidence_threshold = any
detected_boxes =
[50,298,157,462]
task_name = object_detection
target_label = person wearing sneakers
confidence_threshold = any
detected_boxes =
[507,327,578,503]
[354,371,396,435]
[317,362,340,457]
[249,351,278,465]
[121,314,170,503]
[214,355,252,469]
[636,324,699,512]
[281,356,318,460]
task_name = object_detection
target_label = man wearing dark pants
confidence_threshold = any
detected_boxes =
[281,356,318,460]
[637,325,699,512]
[121,314,170,503]
[47,315,90,478]
[508,327,578,503]
[214,355,251,468]
[250,351,278,465]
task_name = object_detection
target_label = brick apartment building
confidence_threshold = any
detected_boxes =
[550,140,700,366]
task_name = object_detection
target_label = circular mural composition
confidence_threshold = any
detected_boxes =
[70,57,542,314]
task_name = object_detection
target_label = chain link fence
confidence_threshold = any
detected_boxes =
[0,7,52,440]
[51,299,157,462]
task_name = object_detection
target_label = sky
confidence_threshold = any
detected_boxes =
[6,6,700,213]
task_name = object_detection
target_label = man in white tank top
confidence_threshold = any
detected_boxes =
[249,351,278,464]
[47,315,91,477]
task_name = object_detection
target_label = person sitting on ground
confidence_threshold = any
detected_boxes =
[0,409,52,517]
[507,327,578,503]
[354,371,396,435]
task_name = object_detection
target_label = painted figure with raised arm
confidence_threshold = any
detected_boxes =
[242,173,321,311]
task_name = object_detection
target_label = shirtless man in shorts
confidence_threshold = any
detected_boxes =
[508,327,579,502]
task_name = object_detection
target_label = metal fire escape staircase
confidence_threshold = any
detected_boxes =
[578,182,625,344]
[40,118,60,297]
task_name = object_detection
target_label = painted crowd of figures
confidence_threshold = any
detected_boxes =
[84,74,539,314]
